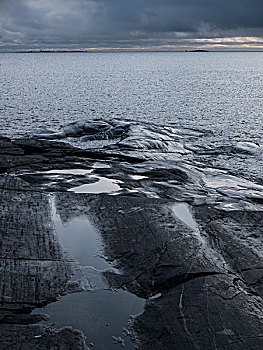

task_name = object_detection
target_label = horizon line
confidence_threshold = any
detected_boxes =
[1,49,263,54]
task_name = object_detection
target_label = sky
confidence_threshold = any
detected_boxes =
[0,0,263,51]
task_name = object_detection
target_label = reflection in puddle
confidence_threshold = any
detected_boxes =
[92,162,111,169]
[46,168,93,176]
[130,175,148,181]
[172,202,208,247]
[41,168,123,195]
[59,217,110,270]
[35,290,144,350]
[68,176,122,194]
[46,196,145,349]
[51,196,109,270]
[172,203,198,231]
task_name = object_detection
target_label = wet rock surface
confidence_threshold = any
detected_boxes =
[32,120,130,142]
[1,122,263,349]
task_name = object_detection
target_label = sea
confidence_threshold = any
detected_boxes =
[0,51,263,180]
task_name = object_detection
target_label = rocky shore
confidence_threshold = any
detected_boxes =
[1,126,263,349]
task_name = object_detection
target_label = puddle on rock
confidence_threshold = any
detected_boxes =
[130,175,148,181]
[68,176,122,194]
[172,202,208,247]
[51,196,110,270]
[35,290,144,350]
[92,162,111,169]
[172,203,199,231]
[41,196,144,349]
[58,216,110,269]
[46,169,93,176]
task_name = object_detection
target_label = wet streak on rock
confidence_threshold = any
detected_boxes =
[0,136,143,176]
[133,275,263,350]
[194,206,263,297]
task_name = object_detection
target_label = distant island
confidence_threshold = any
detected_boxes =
[189,49,209,52]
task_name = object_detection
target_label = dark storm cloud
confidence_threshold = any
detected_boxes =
[0,0,263,50]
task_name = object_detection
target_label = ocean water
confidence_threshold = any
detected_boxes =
[0,52,262,139]
[0,52,263,180]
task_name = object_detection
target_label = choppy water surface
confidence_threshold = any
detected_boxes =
[0,52,262,143]
[1,52,262,181]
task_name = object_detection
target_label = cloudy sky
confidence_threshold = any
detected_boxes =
[0,0,263,51]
